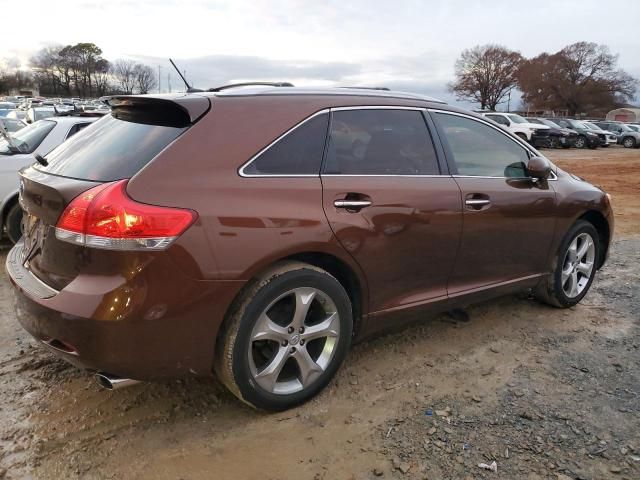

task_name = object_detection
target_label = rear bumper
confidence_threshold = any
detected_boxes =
[7,241,243,380]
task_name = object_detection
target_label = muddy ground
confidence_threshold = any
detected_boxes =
[0,146,638,480]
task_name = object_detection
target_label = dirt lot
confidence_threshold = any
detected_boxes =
[0,147,638,480]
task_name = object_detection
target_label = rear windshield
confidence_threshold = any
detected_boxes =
[37,114,186,181]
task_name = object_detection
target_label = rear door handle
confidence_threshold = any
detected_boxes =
[334,199,372,209]
[464,199,491,206]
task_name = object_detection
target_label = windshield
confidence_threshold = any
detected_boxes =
[582,122,600,131]
[0,119,55,155]
[506,114,528,124]
[540,119,561,129]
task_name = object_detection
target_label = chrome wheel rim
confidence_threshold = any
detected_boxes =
[623,138,633,148]
[561,233,596,298]
[575,137,586,148]
[248,287,340,395]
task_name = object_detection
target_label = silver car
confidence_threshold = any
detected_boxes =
[0,116,97,242]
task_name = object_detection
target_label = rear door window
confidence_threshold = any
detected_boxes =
[38,114,186,181]
[242,113,329,175]
[434,112,529,178]
[324,109,439,175]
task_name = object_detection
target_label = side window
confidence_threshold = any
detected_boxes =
[434,113,529,178]
[324,109,439,175]
[556,120,569,128]
[65,123,90,140]
[243,113,329,175]
[486,114,509,126]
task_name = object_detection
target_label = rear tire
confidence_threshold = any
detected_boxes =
[574,136,587,149]
[536,220,600,308]
[215,261,353,410]
[4,203,23,244]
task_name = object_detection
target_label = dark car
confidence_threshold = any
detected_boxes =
[7,87,614,411]
[594,121,640,148]
[550,118,600,149]
[526,117,577,148]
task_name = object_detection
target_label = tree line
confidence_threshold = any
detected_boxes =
[449,42,638,116]
[0,42,157,97]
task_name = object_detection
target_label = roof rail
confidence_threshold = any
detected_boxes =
[208,82,294,92]
[338,86,390,91]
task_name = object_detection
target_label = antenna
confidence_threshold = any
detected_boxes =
[169,58,203,93]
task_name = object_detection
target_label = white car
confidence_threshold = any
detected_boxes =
[582,121,617,147]
[481,112,550,144]
[0,116,98,242]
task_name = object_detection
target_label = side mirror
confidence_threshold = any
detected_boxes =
[527,156,551,180]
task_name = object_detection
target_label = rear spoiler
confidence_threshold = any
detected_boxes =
[100,95,210,127]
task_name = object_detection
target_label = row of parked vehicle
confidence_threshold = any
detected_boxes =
[0,96,110,132]
[479,111,640,149]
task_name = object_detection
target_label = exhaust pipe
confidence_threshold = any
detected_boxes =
[96,372,140,390]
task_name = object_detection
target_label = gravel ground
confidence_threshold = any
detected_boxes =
[0,147,638,480]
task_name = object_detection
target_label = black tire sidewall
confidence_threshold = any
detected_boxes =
[5,204,23,244]
[551,221,600,307]
[231,269,352,411]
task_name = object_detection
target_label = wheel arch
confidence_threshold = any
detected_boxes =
[0,191,20,238]
[221,249,368,342]
[578,210,610,269]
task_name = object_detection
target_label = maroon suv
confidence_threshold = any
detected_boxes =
[7,87,613,410]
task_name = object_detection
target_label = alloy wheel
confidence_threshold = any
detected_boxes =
[623,137,635,148]
[561,233,596,298]
[575,136,586,148]
[248,287,340,395]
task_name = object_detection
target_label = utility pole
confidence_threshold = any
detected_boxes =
[158,65,162,94]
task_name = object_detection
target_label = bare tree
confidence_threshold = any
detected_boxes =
[134,64,157,94]
[448,45,523,110]
[112,59,138,94]
[517,42,637,115]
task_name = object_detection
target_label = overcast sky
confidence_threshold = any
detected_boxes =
[2,0,639,107]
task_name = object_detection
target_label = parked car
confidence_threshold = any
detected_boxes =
[625,124,640,133]
[481,112,550,147]
[549,119,600,149]
[594,121,640,148]
[0,109,15,118]
[0,117,26,133]
[526,117,577,148]
[25,107,56,124]
[581,121,617,147]
[5,110,27,122]
[8,87,613,411]
[0,116,97,242]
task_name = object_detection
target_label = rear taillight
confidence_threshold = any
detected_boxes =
[55,180,197,250]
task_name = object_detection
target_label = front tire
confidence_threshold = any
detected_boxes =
[215,261,353,410]
[622,137,636,148]
[536,220,600,308]
[574,136,587,149]
[4,203,23,244]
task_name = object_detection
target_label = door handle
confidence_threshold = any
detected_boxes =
[334,199,372,209]
[464,199,491,206]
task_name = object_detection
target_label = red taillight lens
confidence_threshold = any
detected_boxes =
[55,180,197,250]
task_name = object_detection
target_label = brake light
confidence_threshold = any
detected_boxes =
[55,180,197,250]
